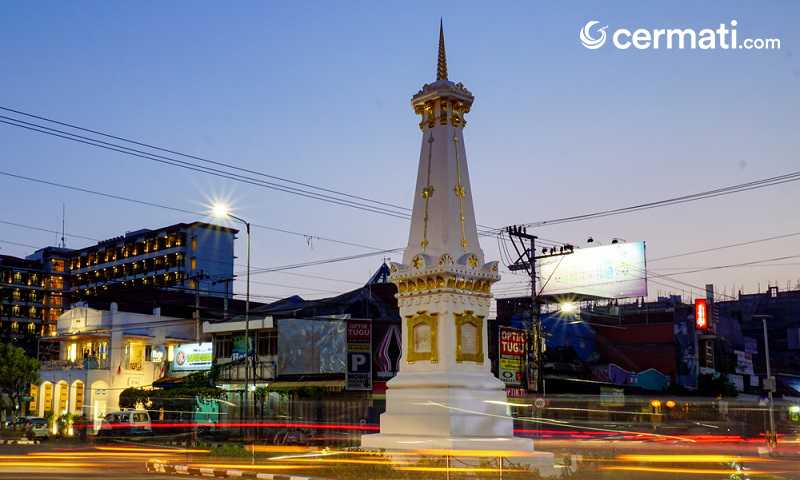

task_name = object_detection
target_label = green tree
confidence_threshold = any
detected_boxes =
[0,343,40,416]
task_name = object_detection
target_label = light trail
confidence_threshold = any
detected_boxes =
[601,465,778,475]
[188,463,321,470]
[616,454,772,463]
[420,400,696,443]
[95,446,209,453]
[394,466,526,473]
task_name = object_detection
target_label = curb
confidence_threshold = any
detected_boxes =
[0,439,40,445]
[146,460,329,480]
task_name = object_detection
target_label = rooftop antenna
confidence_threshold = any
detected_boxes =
[60,203,66,248]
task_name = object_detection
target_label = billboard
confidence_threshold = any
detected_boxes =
[346,320,372,391]
[172,342,213,371]
[538,242,647,299]
[277,318,346,375]
[695,298,708,331]
[498,326,527,389]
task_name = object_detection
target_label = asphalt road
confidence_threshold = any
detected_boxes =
[0,442,191,479]
[2,438,800,479]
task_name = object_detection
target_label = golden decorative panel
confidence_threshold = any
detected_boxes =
[455,311,484,363]
[406,311,439,363]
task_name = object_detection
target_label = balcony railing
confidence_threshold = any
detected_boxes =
[40,358,110,371]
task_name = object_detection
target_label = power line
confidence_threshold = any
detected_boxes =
[0,219,99,243]
[649,231,800,262]
[0,116,411,220]
[0,105,411,213]
[652,254,800,278]
[246,248,404,275]
[513,169,800,229]
[0,239,42,250]
[0,170,386,251]
[0,107,539,242]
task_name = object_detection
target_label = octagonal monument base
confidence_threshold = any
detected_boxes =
[360,371,556,476]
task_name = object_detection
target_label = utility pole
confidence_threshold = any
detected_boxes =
[505,226,574,394]
[757,315,777,449]
[188,270,207,342]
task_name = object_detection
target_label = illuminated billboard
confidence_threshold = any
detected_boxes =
[172,342,213,371]
[694,298,708,330]
[538,242,647,299]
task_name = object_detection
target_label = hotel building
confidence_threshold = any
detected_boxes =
[1,221,236,352]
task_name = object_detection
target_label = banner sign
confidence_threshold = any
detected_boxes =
[346,320,372,391]
[498,326,527,387]
[172,342,213,371]
[506,386,528,398]
[232,335,253,361]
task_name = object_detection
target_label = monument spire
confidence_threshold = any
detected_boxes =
[437,19,448,81]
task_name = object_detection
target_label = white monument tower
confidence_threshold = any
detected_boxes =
[361,22,534,452]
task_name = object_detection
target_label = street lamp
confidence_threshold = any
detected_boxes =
[559,302,577,314]
[211,203,253,419]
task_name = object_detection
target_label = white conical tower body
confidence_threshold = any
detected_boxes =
[361,22,536,452]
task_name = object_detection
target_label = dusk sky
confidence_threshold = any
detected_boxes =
[1,1,798,306]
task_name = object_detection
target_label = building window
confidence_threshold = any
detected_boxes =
[49,276,64,289]
[214,335,233,359]
[190,257,198,270]
[191,237,198,252]
[145,345,153,362]
[256,330,278,356]
[125,342,144,371]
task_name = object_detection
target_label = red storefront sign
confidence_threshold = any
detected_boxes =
[695,298,708,331]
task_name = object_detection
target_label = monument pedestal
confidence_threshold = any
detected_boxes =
[361,370,556,476]
[362,370,529,450]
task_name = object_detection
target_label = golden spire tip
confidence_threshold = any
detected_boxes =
[437,19,448,81]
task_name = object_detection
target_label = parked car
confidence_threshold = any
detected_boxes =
[20,417,49,440]
[97,410,152,438]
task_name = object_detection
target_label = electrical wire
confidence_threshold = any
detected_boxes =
[0,116,411,219]
[514,169,800,229]
[0,105,411,213]
[0,170,387,251]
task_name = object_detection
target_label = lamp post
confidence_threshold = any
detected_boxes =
[212,204,252,422]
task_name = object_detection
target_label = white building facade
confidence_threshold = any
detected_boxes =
[32,304,194,430]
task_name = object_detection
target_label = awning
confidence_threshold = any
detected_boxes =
[267,380,345,391]
[152,375,189,388]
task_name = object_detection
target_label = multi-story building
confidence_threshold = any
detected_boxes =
[717,286,800,397]
[68,221,237,299]
[0,247,72,346]
[2,221,236,353]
